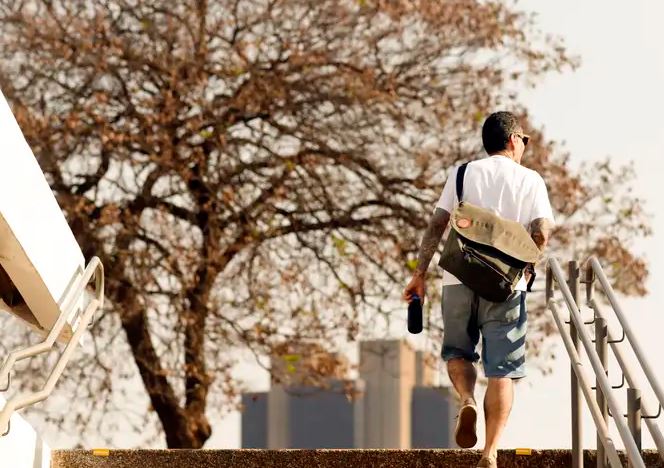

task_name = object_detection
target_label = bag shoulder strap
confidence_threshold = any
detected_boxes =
[456,162,469,203]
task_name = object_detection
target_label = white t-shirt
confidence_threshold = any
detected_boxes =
[435,155,555,290]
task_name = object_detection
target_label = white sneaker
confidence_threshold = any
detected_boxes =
[454,398,478,448]
[477,455,497,467]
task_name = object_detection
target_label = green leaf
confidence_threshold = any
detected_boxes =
[231,66,245,76]
[332,235,347,256]
[284,354,301,363]
[199,129,213,139]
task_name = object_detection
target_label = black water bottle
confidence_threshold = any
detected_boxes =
[408,294,423,334]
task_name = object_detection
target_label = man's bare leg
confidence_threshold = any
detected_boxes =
[447,358,477,402]
[448,358,478,448]
[483,377,514,459]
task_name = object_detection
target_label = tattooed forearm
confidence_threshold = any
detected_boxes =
[414,208,451,277]
[530,217,553,252]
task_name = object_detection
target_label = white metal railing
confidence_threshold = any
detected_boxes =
[0,257,104,436]
[547,257,664,468]
[586,256,664,466]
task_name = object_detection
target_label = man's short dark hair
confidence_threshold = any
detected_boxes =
[482,112,521,154]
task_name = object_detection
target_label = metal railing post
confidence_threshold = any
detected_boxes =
[628,388,642,468]
[595,317,609,468]
[549,301,624,468]
[568,260,583,468]
[586,264,608,468]
[546,263,554,303]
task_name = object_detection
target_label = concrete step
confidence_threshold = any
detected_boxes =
[52,449,664,468]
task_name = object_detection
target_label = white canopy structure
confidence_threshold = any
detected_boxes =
[0,89,104,462]
[0,393,51,468]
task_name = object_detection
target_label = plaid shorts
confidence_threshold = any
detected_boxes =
[441,284,527,379]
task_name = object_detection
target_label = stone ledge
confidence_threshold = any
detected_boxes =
[51,449,664,468]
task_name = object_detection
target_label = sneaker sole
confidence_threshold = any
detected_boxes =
[455,404,478,448]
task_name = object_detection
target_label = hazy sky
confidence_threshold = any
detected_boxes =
[495,0,664,450]
[201,1,664,450]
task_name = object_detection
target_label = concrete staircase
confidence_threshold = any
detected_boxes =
[51,449,664,467]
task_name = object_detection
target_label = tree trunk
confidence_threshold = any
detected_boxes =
[119,284,211,448]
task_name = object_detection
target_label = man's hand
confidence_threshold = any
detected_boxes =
[529,217,552,252]
[403,272,426,305]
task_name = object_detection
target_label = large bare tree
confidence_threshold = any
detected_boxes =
[0,0,649,448]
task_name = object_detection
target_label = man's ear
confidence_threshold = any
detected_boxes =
[506,134,516,151]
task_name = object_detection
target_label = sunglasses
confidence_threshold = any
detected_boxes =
[513,133,530,146]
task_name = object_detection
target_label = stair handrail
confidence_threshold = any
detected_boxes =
[586,257,664,411]
[547,257,646,468]
[0,257,104,435]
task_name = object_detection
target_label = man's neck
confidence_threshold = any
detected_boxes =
[491,151,521,164]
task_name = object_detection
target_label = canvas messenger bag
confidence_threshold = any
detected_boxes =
[438,162,542,303]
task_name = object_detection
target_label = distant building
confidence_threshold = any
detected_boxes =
[240,339,456,449]
[241,392,268,449]
[411,386,456,448]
